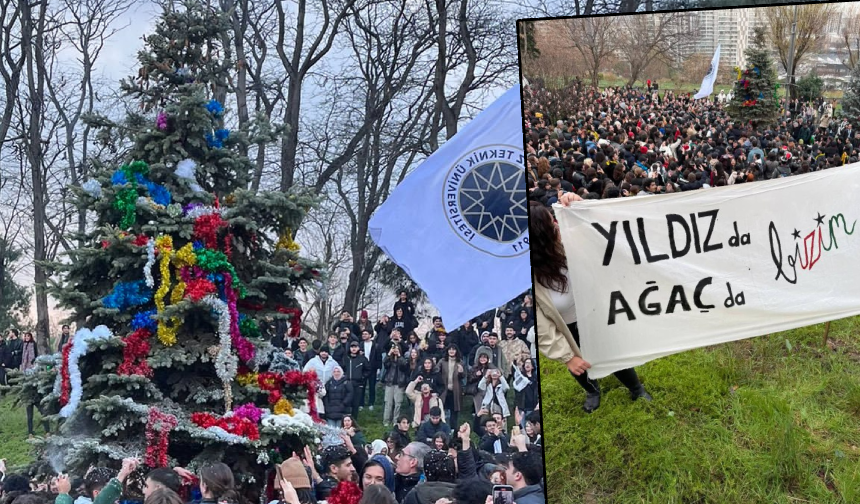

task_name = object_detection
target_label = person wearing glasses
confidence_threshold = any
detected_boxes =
[393,442,430,502]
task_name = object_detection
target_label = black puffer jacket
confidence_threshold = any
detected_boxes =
[323,377,353,421]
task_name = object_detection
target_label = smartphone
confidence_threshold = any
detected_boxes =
[492,485,514,504]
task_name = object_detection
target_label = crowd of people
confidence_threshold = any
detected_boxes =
[0,292,545,504]
[523,78,857,204]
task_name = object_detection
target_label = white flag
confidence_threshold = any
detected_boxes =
[694,45,721,100]
[369,86,530,328]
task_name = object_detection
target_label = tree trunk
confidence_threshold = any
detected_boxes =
[21,0,50,354]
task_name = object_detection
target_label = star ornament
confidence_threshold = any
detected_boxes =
[792,229,800,240]
[459,161,528,243]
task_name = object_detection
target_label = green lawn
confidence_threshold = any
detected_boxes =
[0,395,40,469]
[541,316,860,504]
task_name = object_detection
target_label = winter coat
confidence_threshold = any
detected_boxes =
[479,375,511,418]
[402,481,457,504]
[405,379,445,427]
[534,281,583,365]
[303,355,340,384]
[344,353,371,386]
[323,377,353,421]
[3,338,22,369]
[381,353,410,387]
[393,300,416,320]
[498,338,531,376]
[479,432,511,453]
[390,313,416,338]
[20,340,37,371]
[360,339,383,370]
[437,358,465,411]
[466,349,496,396]
[513,484,547,504]
[395,473,422,503]
[410,368,443,395]
[514,369,540,411]
[416,419,452,446]
[449,326,480,362]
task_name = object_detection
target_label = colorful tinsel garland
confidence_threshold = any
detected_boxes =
[190,411,259,441]
[145,407,178,468]
[56,326,114,418]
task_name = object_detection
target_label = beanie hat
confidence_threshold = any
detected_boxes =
[278,458,311,490]
[360,310,369,319]
[320,345,331,353]
[423,450,456,483]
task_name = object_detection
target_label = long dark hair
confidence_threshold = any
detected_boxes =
[199,463,241,504]
[529,201,569,292]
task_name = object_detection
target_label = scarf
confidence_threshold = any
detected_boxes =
[446,357,456,391]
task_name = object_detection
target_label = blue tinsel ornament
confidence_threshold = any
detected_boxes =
[206,99,224,118]
[131,309,158,332]
[111,171,129,185]
[102,280,153,311]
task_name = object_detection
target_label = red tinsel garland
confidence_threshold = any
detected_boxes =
[133,234,150,247]
[223,232,233,259]
[276,307,303,338]
[185,278,217,301]
[190,411,260,440]
[118,328,154,377]
[145,408,178,468]
[193,213,228,249]
[328,481,363,504]
[59,341,73,406]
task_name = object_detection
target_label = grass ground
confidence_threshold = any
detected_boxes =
[541,316,860,504]
[0,395,40,468]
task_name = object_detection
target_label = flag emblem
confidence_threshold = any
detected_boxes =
[443,145,528,257]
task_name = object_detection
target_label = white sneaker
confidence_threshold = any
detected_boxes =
[359,406,365,411]
[369,405,374,411]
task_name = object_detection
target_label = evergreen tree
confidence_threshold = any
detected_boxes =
[727,28,779,128]
[842,63,860,128]
[19,1,328,486]
[0,239,32,331]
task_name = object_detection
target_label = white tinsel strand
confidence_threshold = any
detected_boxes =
[205,426,249,445]
[174,159,204,193]
[60,326,114,418]
[185,205,221,220]
[81,179,103,199]
[144,239,156,288]
[200,294,237,383]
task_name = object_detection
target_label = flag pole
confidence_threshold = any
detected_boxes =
[823,321,831,347]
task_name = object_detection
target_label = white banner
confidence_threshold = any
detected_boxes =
[554,165,860,378]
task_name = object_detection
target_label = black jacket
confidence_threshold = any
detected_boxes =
[323,377,353,420]
[393,300,416,320]
[381,354,410,387]
[344,353,371,386]
[3,338,22,369]
[402,481,457,504]
[395,473,422,503]
[360,340,383,370]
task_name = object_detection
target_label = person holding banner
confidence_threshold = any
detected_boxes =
[530,201,652,413]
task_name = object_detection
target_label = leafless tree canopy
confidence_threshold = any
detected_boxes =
[0,0,516,343]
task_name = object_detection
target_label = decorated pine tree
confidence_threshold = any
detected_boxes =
[17,1,329,487]
[727,27,779,128]
[842,63,860,128]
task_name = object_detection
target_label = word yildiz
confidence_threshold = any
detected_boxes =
[592,209,750,267]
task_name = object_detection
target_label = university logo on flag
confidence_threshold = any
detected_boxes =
[369,85,531,328]
[443,145,529,257]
